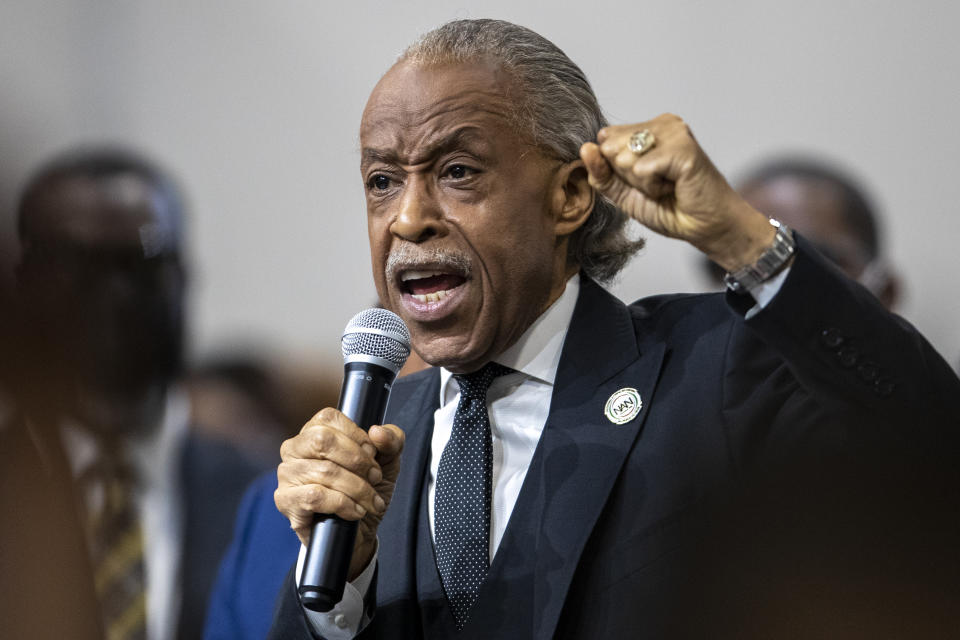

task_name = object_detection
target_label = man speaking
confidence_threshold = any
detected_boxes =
[222,18,959,639]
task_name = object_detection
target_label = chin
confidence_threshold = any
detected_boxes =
[411,344,454,369]
[412,337,483,373]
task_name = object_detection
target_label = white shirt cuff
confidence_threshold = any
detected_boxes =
[744,265,791,319]
[294,539,378,639]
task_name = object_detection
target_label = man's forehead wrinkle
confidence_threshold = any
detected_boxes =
[362,97,511,165]
[362,125,498,171]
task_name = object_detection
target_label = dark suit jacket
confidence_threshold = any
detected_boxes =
[252,239,958,639]
[0,412,267,640]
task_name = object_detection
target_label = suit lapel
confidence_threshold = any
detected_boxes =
[382,368,440,537]
[374,368,440,628]
[530,277,668,639]
[378,282,669,637]
[1,417,103,639]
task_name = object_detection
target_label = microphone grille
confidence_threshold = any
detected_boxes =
[341,308,411,372]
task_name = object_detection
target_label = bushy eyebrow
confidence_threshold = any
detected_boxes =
[361,127,490,168]
[360,148,395,166]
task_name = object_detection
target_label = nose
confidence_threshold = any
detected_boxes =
[389,175,446,243]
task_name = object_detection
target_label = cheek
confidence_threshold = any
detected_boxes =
[366,219,391,292]
[495,208,556,262]
[480,221,556,297]
[468,188,555,272]
[366,208,386,246]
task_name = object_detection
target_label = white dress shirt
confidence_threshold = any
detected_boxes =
[62,389,190,640]
[427,274,580,557]
[302,270,788,638]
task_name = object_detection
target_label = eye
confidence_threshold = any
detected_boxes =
[368,174,392,192]
[444,164,476,180]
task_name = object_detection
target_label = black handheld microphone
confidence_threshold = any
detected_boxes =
[298,308,411,612]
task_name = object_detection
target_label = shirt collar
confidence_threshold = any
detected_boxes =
[439,273,580,403]
[61,387,191,485]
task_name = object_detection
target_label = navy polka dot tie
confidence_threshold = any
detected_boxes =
[435,361,512,629]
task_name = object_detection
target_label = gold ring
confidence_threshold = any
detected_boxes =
[628,129,656,156]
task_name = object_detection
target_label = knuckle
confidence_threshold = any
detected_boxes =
[317,407,339,423]
[279,437,295,459]
[315,459,337,482]
[310,426,336,451]
[309,484,328,508]
[274,487,297,514]
[302,412,324,432]
[332,491,351,513]
[351,448,372,470]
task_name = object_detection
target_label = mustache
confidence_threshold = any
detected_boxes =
[385,244,473,281]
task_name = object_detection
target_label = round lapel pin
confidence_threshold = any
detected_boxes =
[604,387,642,424]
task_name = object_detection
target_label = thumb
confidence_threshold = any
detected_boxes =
[580,142,617,195]
[370,423,405,482]
[580,141,642,217]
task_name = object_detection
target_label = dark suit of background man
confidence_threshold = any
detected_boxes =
[205,19,959,639]
[0,149,267,640]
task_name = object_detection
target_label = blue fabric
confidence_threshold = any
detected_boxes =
[180,433,271,639]
[203,471,299,640]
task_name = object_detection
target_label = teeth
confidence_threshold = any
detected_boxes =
[401,270,445,282]
[412,289,451,303]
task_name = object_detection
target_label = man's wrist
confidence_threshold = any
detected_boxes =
[349,536,377,581]
[695,199,777,273]
[723,219,796,293]
[297,539,378,639]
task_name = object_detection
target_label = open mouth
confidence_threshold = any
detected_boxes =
[399,270,467,302]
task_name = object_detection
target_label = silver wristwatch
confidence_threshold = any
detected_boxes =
[723,218,796,293]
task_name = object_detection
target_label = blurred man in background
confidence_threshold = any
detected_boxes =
[185,356,294,467]
[703,157,900,310]
[0,148,268,640]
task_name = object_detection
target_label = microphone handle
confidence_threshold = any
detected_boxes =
[299,361,397,612]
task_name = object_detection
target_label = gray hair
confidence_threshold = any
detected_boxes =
[401,19,644,283]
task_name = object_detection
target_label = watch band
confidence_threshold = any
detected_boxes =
[723,218,796,293]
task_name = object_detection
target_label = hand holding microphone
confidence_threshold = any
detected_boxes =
[274,308,411,611]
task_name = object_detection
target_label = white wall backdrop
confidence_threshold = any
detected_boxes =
[2,0,959,371]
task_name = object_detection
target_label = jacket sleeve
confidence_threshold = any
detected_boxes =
[722,235,960,466]
[267,569,322,640]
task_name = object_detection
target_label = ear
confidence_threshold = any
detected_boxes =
[877,271,901,311]
[551,159,595,238]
